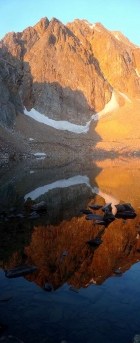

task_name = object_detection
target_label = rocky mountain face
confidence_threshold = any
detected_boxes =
[67,20,140,97]
[0,16,140,129]
[0,56,23,128]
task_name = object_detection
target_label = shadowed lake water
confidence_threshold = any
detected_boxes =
[0,157,140,343]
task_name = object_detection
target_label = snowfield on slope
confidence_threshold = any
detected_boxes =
[24,92,119,134]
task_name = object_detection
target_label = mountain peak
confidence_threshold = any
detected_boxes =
[0,15,140,133]
[34,17,49,36]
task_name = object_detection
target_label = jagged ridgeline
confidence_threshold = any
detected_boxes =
[0,16,140,129]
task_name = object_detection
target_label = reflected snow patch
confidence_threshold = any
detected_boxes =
[36,157,46,160]
[24,174,120,211]
[24,175,90,200]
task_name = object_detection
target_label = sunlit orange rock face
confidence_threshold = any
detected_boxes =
[1,17,140,127]
[0,18,111,124]
[133,47,140,75]
[2,195,140,290]
[67,20,140,97]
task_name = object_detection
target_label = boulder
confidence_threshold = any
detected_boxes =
[130,334,140,343]
[5,265,38,278]
[31,201,47,211]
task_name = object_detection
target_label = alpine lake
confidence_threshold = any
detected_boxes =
[0,155,140,343]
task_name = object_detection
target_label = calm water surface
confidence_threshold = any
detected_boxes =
[0,157,140,343]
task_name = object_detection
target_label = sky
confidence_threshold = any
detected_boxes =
[0,0,140,46]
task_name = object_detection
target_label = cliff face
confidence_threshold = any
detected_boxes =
[67,20,140,97]
[0,17,140,129]
[0,56,23,129]
[0,17,112,125]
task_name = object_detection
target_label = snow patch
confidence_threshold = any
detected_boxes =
[34,152,46,156]
[84,20,96,29]
[84,20,89,25]
[24,107,91,134]
[114,34,120,41]
[89,24,96,29]
[93,92,119,120]
[24,91,119,134]
[135,68,140,77]
[118,91,132,103]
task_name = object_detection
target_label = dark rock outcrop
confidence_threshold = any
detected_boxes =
[0,57,23,128]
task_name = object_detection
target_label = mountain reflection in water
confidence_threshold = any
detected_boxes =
[0,158,140,291]
[1,158,140,343]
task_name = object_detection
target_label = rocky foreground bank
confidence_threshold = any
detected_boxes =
[1,96,140,168]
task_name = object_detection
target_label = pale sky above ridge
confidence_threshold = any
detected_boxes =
[0,0,140,46]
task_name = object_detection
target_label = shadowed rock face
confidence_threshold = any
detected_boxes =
[0,57,23,129]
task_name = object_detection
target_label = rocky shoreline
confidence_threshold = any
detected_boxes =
[1,108,140,169]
